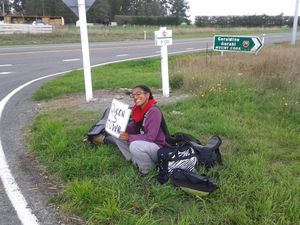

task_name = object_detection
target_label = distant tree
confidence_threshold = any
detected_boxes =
[110,0,123,19]
[159,0,168,16]
[120,0,136,15]
[119,0,168,17]
[195,15,291,27]
[8,0,190,25]
[0,0,12,15]
[11,0,25,14]
[87,0,111,24]
[23,0,44,15]
[167,0,190,23]
[136,0,162,16]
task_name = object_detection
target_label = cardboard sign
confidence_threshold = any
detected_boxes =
[105,99,131,138]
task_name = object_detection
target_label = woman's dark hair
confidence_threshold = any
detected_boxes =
[133,85,154,99]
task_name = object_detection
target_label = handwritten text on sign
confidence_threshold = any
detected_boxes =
[105,99,131,138]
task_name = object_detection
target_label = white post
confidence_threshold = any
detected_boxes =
[78,0,93,102]
[292,0,299,45]
[144,31,146,40]
[161,45,170,97]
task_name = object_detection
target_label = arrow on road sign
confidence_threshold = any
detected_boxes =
[213,35,263,53]
[62,0,95,16]
[252,38,262,52]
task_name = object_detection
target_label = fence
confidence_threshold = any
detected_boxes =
[0,23,54,34]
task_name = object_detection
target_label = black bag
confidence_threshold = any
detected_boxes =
[169,133,223,170]
[86,108,116,146]
[190,135,223,170]
[168,132,202,146]
[157,134,223,184]
[171,168,218,197]
[157,143,199,184]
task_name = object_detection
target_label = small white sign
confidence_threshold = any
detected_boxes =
[154,27,172,97]
[155,28,172,46]
[105,99,132,138]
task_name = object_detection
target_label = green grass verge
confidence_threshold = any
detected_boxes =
[32,58,163,100]
[28,45,300,224]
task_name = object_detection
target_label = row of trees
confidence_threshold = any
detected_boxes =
[114,15,182,25]
[195,14,298,27]
[0,0,190,24]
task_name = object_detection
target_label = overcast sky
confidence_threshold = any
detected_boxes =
[188,0,298,21]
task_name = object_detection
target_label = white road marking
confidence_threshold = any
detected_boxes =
[0,72,14,75]
[116,54,128,57]
[186,48,194,50]
[0,70,73,225]
[62,58,80,62]
[0,46,205,225]
[0,64,12,67]
[88,48,209,69]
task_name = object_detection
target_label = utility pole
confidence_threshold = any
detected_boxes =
[292,0,299,45]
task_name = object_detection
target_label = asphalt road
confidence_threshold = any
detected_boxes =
[0,33,299,225]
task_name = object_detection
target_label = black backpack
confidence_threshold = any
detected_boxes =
[86,108,116,146]
[171,168,218,197]
[186,135,223,169]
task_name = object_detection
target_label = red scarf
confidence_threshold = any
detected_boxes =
[132,99,157,122]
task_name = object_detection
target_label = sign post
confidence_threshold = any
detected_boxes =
[62,0,95,102]
[77,0,93,102]
[155,27,172,97]
[213,35,263,54]
[291,0,299,45]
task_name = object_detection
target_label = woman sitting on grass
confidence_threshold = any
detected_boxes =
[112,85,169,175]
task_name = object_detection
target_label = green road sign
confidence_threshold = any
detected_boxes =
[213,35,263,53]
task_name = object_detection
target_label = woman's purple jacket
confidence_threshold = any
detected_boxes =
[126,106,169,147]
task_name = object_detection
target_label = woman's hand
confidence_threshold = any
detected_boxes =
[119,132,129,141]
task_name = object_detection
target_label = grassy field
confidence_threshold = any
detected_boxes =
[28,42,300,224]
[0,25,291,46]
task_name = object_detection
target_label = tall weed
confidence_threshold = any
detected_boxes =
[170,42,300,123]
